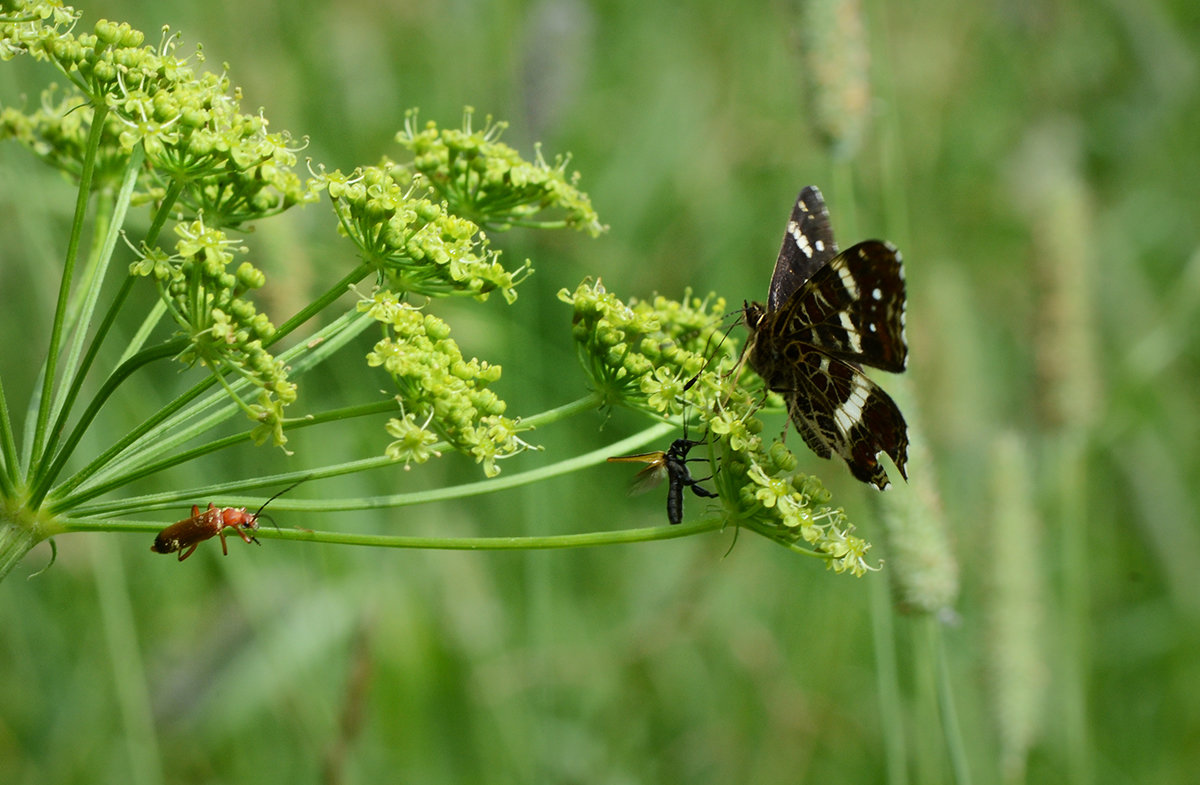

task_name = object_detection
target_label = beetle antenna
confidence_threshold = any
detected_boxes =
[255,513,280,531]
[251,477,308,520]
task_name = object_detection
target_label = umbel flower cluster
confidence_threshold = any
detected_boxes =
[129,219,296,447]
[323,162,528,303]
[0,15,312,221]
[0,1,599,460]
[560,281,878,575]
[359,291,535,477]
[397,108,605,237]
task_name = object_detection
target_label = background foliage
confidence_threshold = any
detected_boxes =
[2,0,1198,783]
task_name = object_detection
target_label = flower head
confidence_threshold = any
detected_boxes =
[397,107,605,236]
[130,217,295,446]
[362,292,536,476]
[0,10,318,225]
[321,162,528,303]
[565,278,878,575]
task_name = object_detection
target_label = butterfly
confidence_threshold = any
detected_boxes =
[608,436,718,524]
[742,186,909,490]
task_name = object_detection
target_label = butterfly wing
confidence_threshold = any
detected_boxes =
[785,350,909,489]
[747,187,911,490]
[784,241,907,373]
[767,186,839,311]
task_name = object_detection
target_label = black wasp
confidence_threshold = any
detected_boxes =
[608,435,718,525]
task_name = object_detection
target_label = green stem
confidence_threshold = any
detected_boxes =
[143,178,186,248]
[49,399,402,514]
[57,190,111,373]
[267,261,373,348]
[121,299,168,366]
[0,519,40,582]
[60,514,725,551]
[29,339,187,508]
[283,410,665,513]
[55,298,365,501]
[117,178,189,365]
[29,102,110,474]
[0,376,19,490]
[71,393,640,517]
[49,147,144,438]
[872,569,909,785]
[47,373,213,503]
[931,619,972,785]
[89,306,373,490]
[41,269,139,484]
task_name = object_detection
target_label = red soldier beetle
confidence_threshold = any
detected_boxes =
[151,480,304,561]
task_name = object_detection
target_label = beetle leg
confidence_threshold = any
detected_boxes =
[233,523,256,545]
[178,542,198,561]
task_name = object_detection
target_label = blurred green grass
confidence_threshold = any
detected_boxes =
[2,0,1200,783]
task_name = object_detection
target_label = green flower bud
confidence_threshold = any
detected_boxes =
[236,261,266,289]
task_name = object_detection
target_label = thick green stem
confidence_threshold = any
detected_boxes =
[48,147,145,450]
[0,525,38,582]
[0,502,46,582]
[41,274,140,474]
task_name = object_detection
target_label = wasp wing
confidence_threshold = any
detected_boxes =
[607,452,669,496]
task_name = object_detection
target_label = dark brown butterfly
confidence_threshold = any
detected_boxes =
[742,186,909,490]
[608,436,717,524]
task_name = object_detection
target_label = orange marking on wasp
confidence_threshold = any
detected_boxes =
[151,480,304,561]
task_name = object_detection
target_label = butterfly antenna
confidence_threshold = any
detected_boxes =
[682,317,742,394]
